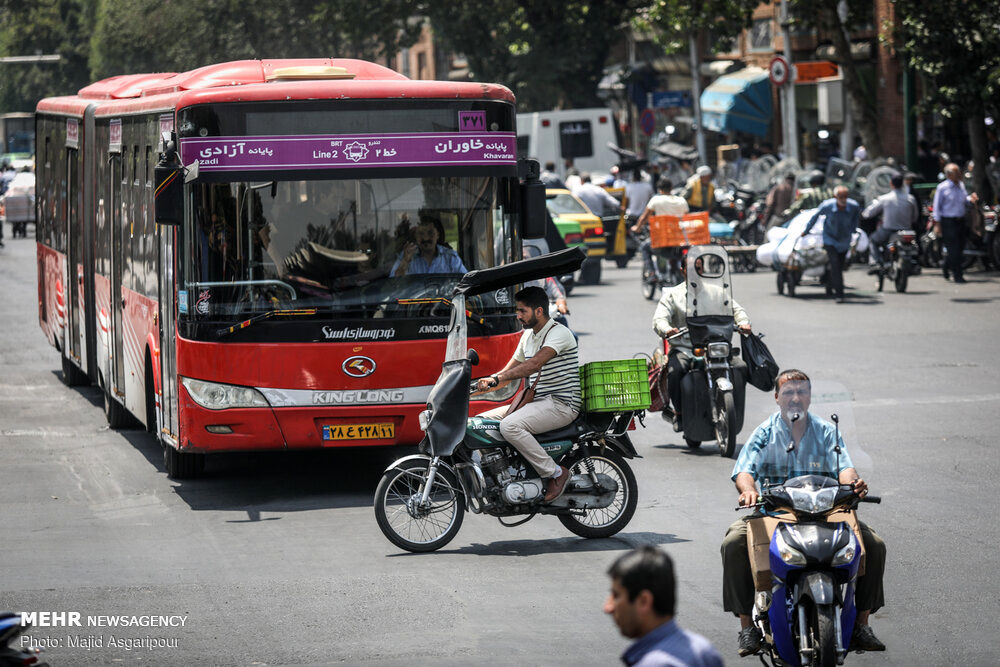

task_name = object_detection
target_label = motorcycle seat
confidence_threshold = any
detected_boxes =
[533,412,616,443]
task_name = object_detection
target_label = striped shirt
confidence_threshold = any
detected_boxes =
[515,319,581,411]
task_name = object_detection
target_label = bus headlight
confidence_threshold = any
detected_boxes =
[181,377,270,410]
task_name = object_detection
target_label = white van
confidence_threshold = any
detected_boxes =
[516,108,618,178]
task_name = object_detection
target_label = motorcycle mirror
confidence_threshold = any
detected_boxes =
[467,349,480,366]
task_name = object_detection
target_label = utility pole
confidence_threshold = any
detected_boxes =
[779,0,799,163]
[689,32,707,166]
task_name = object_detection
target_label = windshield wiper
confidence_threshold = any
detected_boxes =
[215,307,318,338]
[396,297,487,325]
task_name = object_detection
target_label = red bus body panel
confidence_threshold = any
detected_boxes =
[175,335,519,452]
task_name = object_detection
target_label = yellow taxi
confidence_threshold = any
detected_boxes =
[545,188,606,284]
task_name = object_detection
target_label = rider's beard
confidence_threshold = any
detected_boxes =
[521,314,538,330]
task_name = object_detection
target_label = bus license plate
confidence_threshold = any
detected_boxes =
[322,423,394,441]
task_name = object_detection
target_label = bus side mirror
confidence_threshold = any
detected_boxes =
[154,163,183,226]
[519,158,546,239]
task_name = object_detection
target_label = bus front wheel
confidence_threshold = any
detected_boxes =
[163,444,205,479]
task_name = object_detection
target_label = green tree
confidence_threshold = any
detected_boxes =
[0,0,97,112]
[891,0,1000,196]
[640,0,758,53]
[424,1,644,111]
[90,0,422,80]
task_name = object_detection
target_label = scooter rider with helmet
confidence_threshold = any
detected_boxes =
[652,254,752,431]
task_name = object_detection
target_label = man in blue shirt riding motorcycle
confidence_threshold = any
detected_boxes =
[720,369,887,657]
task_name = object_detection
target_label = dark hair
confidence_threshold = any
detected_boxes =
[890,174,904,189]
[775,369,811,393]
[607,547,676,616]
[544,161,556,171]
[514,286,549,314]
[657,179,673,192]
[808,171,826,186]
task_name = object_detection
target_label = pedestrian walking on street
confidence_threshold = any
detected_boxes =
[802,186,860,303]
[932,162,979,283]
[605,546,724,666]
[763,173,796,229]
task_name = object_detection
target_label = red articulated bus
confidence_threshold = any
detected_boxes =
[36,59,535,478]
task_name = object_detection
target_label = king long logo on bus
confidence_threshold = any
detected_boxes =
[342,356,376,378]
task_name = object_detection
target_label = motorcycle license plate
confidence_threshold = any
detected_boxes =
[322,423,394,440]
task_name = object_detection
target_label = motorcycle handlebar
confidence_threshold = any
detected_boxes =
[859,495,881,504]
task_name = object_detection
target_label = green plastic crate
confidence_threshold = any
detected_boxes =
[580,358,651,412]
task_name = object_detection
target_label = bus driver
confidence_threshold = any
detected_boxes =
[391,217,468,276]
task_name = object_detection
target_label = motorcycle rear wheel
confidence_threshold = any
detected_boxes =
[894,259,909,292]
[374,460,465,553]
[641,275,657,300]
[558,450,638,539]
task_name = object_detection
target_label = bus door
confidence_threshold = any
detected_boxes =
[65,147,83,366]
[109,153,126,395]
[158,224,179,443]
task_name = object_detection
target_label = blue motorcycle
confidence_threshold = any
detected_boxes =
[741,418,881,666]
[747,477,880,666]
[0,612,50,666]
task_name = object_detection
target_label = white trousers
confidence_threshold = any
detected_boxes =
[477,396,578,478]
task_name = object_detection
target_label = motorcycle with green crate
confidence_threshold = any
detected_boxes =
[373,248,646,553]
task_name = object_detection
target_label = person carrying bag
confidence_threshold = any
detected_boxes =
[740,332,779,392]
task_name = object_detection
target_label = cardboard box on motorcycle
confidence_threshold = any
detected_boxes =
[747,511,866,591]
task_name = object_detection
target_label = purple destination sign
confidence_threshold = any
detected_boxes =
[179,132,516,172]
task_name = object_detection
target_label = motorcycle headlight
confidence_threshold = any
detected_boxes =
[707,342,730,359]
[181,377,269,410]
[832,533,858,566]
[774,529,807,566]
[785,486,837,513]
[418,409,433,431]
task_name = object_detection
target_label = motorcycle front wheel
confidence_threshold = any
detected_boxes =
[374,460,465,553]
[810,603,838,667]
[558,450,638,539]
[716,392,738,458]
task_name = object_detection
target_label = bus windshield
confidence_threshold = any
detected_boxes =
[181,175,513,320]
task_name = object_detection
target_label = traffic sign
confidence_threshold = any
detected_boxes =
[769,56,790,86]
[639,108,656,136]
[652,91,692,109]
[794,61,838,83]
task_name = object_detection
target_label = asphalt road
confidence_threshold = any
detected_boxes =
[2,225,999,666]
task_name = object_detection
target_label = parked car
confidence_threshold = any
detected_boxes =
[545,188,605,284]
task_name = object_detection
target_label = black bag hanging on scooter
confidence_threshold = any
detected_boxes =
[741,333,779,392]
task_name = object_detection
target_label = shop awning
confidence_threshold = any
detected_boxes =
[699,68,772,137]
